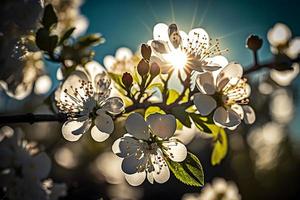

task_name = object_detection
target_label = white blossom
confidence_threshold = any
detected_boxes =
[267,23,300,86]
[193,62,255,129]
[112,113,187,186]
[267,23,291,47]
[55,65,124,142]
[0,126,53,200]
[103,47,140,75]
[149,23,228,73]
[182,178,241,200]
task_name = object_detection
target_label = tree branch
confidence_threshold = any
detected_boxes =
[244,55,300,75]
[0,113,67,124]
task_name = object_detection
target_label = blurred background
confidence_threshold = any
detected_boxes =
[1,0,300,199]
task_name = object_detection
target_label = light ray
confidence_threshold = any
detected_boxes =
[197,0,213,27]
[190,0,199,30]
[217,26,258,39]
[169,0,175,23]
[136,17,152,34]
[146,0,160,22]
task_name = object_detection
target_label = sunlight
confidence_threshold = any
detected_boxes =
[165,49,187,70]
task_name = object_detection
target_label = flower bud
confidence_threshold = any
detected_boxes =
[246,35,263,51]
[137,59,149,76]
[141,44,151,60]
[122,72,133,87]
[150,62,160,77]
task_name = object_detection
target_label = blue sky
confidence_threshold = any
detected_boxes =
[81,0,300,135]
[82,0,300,67]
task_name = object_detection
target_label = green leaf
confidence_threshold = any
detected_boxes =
[108,72,123,87]
[36,28,50,51]
[59,27,76,45]
[171,106,192,128]
[166,89,180,105]
[147,82,164,92]
[166,152,204,187]
[35,28,58,52]
[77,34,104,47]
[48,35,58,52]
[42,4,58,29]
[145,106,165,118]
[189,113,218,134]
[211,128,228,166]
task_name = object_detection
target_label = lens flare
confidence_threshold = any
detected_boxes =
[165,49,187,70]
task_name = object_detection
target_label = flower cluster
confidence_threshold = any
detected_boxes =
[182,178,241,200]
[50,22,258,186]
[193,62,255,129]
[0,126,66,200]
[1,1,300,199]
[267,23,300,86]
[55,63,124,142]
[149,23,227,73]
[112,113,187,186]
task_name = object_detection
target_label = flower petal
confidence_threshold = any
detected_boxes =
[152,153,170,183]
[196,72,216,95]
[125,171,146,186]
[62,118,90,141]
[162,139,187,162]
[153,23,169,41]
[243,105,256,124]
[231,104,244,119]
[34,75,52,95]
[168,24,181,48]
[91,125,110,142]
[173,125,197,145]
[147,171,154,184]
[147,113,176,139]
[115,47,133,60]
[103,55,115,70]
[60,70,89,103]
[213,107,241,128]
[101,97,124,115]
[92,113,114,142]
[149,55,172,74]
[151,40,170,54]
[188,28,210,49]
[270,63,299,86]
[267,23,291,47]
[193,93,217,116]
[112,135,142,158]
[122,154,146,175]
[204,56,229,68]
[286,38,300,59]
[179,31,188,48]
[125,113,149,140]
[216,62,243,87]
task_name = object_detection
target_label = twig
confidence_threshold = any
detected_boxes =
[244,55,300,75]
[0,113,67,124]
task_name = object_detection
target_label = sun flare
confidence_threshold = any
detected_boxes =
[165,49,187,70]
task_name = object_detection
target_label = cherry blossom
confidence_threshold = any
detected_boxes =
[112,113,187,186]
[55,65,124,142]
[193,62,255,129]
[182,178,241,200]
[149,23,227,73]
[0,126,53,200]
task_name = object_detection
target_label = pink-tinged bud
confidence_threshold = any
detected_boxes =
[137,59,149,76]
[141,44,151,60]
[122,72,133,87]
[246,35,263,51]
[150,62,160,77]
